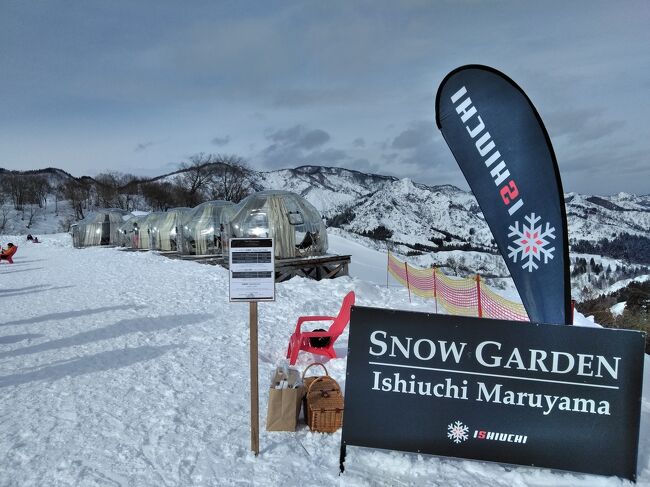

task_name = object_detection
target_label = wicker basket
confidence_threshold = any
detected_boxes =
[301,362,329,392]
[304,374,344,433]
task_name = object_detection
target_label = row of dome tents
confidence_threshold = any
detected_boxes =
[72,190,328,259]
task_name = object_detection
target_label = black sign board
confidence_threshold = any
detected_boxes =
[341,306,645,481]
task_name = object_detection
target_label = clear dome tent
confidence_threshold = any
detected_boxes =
[150,207,190,251]
[224,190,328,258]
[135,212,165,250]
[118,214,149,248]
[71,209,130,247]
[180,201,236,255]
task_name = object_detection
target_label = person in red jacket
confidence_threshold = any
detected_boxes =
[0,243,18,263]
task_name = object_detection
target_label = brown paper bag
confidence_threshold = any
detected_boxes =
[265,367,304,432]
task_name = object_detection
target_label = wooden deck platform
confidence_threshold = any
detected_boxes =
[158,251,350,282]
[180,254,224,265]
[274,254,351,282]
[220,253,350,282]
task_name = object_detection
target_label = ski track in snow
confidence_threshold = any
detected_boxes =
[0,234,647,487]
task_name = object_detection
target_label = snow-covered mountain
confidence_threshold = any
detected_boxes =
[255,165,650,255]
[256,165,396,211]
[565,192,650,240]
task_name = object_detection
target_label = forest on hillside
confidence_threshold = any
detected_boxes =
[576,280,650,352]
[572,235,650,265]
[0,154,256,232]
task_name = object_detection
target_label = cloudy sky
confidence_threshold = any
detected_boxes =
[1,1,648,195]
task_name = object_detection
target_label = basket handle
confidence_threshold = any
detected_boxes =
[301,362,329,381]
[306,376,341,396]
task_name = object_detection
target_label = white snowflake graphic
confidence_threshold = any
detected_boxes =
[507,213,556,272]
[447,420,469,443]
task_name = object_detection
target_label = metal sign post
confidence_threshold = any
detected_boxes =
[229,238,275,456]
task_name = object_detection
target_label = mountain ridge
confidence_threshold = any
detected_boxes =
[2,164,649,263]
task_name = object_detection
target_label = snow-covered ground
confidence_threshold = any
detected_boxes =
[1,234,648,486]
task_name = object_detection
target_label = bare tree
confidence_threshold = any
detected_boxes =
[175,153,220,206]
[0,190,9,232]
[32,176,50,208]
[207,154,255,203]
[26,176,49,208]
[95,172,121,208]
[118,173,141,211]
[62,179,90,220]
[0,206,9,232]
[25,203,42,228]
[51,182,64,216]
[7,174,27,210]
[141,181,178,211]
[175,153,254,206]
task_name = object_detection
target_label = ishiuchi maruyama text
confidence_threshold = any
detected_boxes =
[370,372,611,415]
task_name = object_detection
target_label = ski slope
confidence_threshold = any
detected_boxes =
[0,234,648,486]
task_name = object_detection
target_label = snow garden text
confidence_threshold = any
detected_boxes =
[367,330,619,416]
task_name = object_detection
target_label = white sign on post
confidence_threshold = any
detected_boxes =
[229,238,275,302]
[229,238,275,456]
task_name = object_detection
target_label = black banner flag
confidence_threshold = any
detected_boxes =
[436,65,570,325]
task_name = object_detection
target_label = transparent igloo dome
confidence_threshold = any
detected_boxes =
[225,190,328,258]
[135,212,165,250]
[117,214,148,248]
[180,201,236,255]
[150,207,190,251]
[72,208,130,247]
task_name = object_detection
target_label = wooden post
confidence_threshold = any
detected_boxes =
[249,301,260,455]
[404,262,412,303]
[386,250,390,288]
[476,274,483,318]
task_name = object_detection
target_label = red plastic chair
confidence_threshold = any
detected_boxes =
[286,291,355,365]
[0,245,17,264]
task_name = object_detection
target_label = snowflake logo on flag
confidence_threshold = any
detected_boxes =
[447,420,469,443]
[507,213,556,272]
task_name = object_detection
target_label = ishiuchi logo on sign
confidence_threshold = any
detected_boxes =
[447,420,529,445]
[473,428,528,444]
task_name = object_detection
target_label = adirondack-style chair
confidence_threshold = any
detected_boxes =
[0,245,17,264]
[286,291,355,365]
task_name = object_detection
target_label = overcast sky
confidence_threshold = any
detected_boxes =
[1,1,648,195]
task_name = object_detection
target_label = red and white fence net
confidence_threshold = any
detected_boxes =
[387,251,528,321]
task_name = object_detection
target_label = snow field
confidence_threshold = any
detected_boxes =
[0,234,648,486]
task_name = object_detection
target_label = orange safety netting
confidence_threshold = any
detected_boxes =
[480,285,528,321]
[387,251,529,321]
[435,269,479,317]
